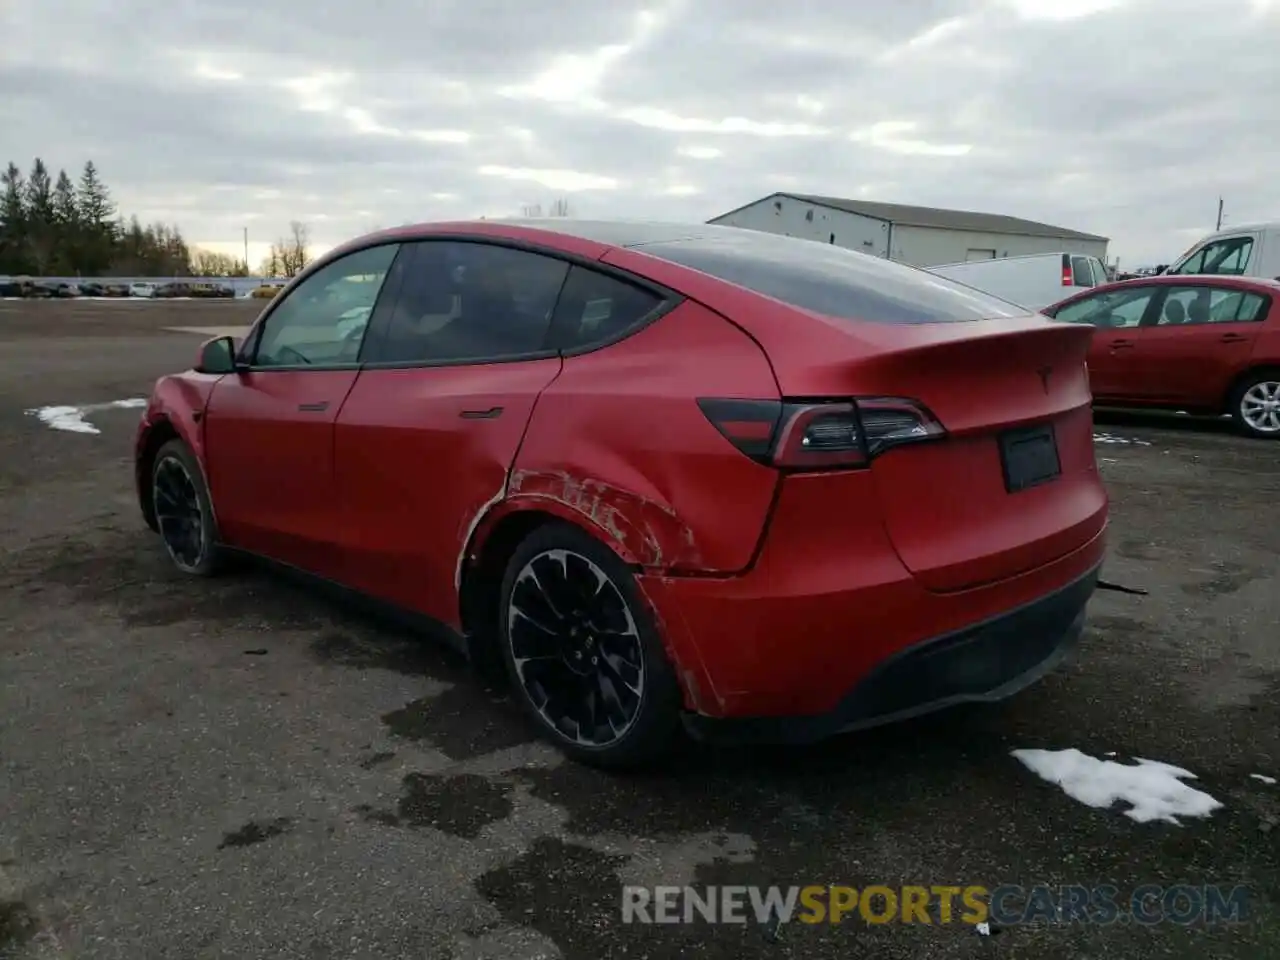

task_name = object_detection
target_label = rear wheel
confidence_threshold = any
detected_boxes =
[498,522,683,768]
[1230,374,1280,440]
[151,439,222,576]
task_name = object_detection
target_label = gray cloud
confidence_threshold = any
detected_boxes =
[3,0,1277,264]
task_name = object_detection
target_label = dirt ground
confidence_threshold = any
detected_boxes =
[1,299,1277,960]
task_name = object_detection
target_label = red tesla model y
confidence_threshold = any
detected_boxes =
[135,220,1109,767]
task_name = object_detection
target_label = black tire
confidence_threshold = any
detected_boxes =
[498,521,683,769]
[151,439,223,576]
[1229,372,1280,440]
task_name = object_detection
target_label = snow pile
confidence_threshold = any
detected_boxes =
[1011,748,1222,824]
[1250,773,1276,785]
[1093,433,1153,446]
[26,398,147,435]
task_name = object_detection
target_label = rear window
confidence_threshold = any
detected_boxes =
[634,231,1026,324]
[1071,256,1095,287]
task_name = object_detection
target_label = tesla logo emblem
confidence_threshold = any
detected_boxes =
[1037,366,1053,393]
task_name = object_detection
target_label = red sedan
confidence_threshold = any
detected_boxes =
[135,221,1108,767]
[1043,274,1280,438]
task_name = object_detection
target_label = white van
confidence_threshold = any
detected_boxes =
[1163,222,1280,281]
[927,252,1109,312]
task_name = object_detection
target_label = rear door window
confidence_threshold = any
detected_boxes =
[368,241,569,364]
[1071,256,1095,287]
[1157,286,1269,325]
[634,231,1025,323]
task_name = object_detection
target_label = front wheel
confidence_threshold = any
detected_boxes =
[1230,374,1280,440]
[498,522,683,769]
[151,439,223,576]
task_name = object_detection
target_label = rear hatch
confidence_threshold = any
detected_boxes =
[861,320,1104,590]
[604,232,1107,592]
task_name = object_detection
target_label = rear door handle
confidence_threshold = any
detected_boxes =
[1219,333,1249,343]
[460,406,504,420]
[298,401,330,412]
[1110,339,1135,349]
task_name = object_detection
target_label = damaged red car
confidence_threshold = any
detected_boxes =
[135,220,1109,767]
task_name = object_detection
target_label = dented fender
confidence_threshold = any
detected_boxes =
[456,470,720,716]
[505,469,701,569]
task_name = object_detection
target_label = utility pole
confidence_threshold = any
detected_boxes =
[243,227,249,273]
[1216,197,1224,231]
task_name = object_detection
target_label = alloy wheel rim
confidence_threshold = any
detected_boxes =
[1240,381,1280,434]
[507,549,645,747]
[154,456,205,569]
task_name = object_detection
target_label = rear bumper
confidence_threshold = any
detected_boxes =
[634,468,1108,737]
[680,565,1097,745]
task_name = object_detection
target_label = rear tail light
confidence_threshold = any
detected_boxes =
[1061,255,1073,286]
[697,396,945,471]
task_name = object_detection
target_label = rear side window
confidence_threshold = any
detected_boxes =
[551,265,665,351]
[635,231,1025,323]
[1071,256,1094,287]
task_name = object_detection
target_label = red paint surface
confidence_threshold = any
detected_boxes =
[139,220,1114,722]
[1047,274,1280,412]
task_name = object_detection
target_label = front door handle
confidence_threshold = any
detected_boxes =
[1219,333,1249,343]
[460,406,504,420]
[298,401,330,412]
[1110,339,1135,349]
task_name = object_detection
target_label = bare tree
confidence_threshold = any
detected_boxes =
[275,220,311,278]
[189,248,247,277]
[520,198,571,218]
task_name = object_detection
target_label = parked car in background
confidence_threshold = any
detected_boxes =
[1165,223,1280,281]
[927,252,1109,311]
[129,282,158,298]
[250,283,285,299]
[154,282,193,298]
[1044,274,1280,439]
[135,220,1107,767]
[79,282,105,297]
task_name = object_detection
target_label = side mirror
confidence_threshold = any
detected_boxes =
[195,335,239,374]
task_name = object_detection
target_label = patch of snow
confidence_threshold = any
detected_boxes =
[1011,748,1222,825]
[975,921,991,936]
[1093,432,1153,446]
[1251,773,1277,785]
[29,405,100,433]
[25,397,147,434]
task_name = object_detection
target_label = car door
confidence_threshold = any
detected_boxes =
[332,239,571,625]
[1126,284,1269,407]
[203,242,405,576]
[1046,285,1160,400]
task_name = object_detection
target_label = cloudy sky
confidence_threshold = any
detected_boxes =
[3,0,1278,269]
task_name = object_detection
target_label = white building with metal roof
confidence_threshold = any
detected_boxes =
[708,193,1109,268]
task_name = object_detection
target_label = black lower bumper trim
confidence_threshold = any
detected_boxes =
[682,565,1100,746]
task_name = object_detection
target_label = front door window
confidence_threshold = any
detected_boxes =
[251,243,401,367]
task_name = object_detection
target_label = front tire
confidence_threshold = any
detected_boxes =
[1230,374,1280,440]
[151,439,222,576]
[498,522,683,769]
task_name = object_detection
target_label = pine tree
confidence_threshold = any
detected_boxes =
[77,161,116,274]
[0,163,27,274]
[51,170,79,274]
[24,159,56,274]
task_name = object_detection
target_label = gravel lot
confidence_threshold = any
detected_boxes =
[1,299,1277,960]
